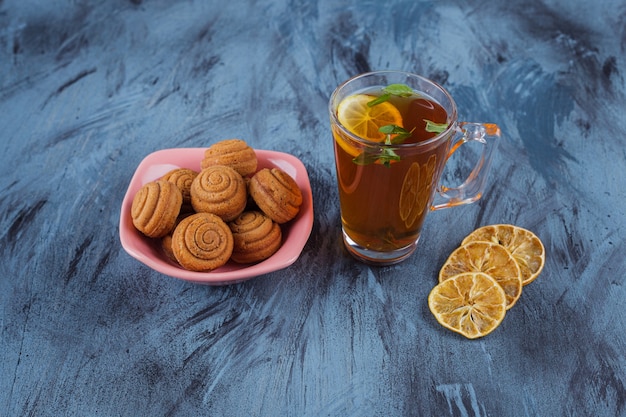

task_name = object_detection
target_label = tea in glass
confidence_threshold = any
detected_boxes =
[329,71,500,264]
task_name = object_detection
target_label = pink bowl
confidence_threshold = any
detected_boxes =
[119,148,314,285]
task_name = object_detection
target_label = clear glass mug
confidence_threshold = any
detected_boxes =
[329,71,500,265]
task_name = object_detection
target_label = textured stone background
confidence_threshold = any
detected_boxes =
[1,0,625,416]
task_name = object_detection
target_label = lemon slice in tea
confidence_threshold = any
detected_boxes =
[428,272,507,339]
[337,94,403,142]
[439,241,523,310]
[461,224,545,286]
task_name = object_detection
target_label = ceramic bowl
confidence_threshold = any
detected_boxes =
[119,148,313,285]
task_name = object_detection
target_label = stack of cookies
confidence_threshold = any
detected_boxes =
[130,139,303,272]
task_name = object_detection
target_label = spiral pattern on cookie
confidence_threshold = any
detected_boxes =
[171,213,233,271]
[229,211,282,264]
[249,168,303,224]
[201,139,258,177]
[190,165,247,222]
[131,179,182,238]
[161,168,198,206]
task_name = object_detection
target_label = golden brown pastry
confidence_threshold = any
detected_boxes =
[161,212,194,263]
[190,165,247,222]
[229,211,282,264]
[171,212,234,271]
[131,179,182,238]
[249,168,303,224]
[161,234,176,263]
[201,139,258,177]
[161,168,198,207]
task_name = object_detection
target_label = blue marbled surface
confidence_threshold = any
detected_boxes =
[1,0,625,416]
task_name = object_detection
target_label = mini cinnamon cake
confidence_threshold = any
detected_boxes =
[129,139,304,271]
[201,139,258,177]
[249,168,303,224]
[131,179,182,238]
[161,168,198,208]
[190,165,247,222]
[171,212,234,271]
[229,211,282,264]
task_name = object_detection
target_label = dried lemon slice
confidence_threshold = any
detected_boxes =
[399,162,420,227]
[399,155,437,228]
[439,241,523,309]
[428,272,507,339]
[461,224,545,285]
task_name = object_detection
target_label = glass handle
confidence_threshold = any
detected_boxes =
[431,122,501,210]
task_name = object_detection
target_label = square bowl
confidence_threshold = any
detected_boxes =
[119,148,314,285]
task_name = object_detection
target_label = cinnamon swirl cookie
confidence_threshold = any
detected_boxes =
[229,211,282,264]
[201,139,258,177]
[190,165,247,222]
[171,212,234,271]
[161,168,198,207]
[249,168,303,224]
[131,179,182,238]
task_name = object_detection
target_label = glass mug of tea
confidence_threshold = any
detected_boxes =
[329,71,500,265]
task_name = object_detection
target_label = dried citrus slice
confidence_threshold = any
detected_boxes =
[399,155,437,228]
[399,162,420,227]
[461,224,545,285]
[417,154,436,211]
[337,94,403,142]
[439,241,522,309]
[428,272,507,339]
